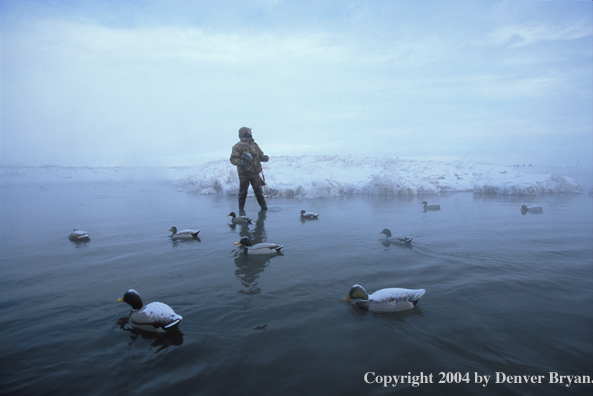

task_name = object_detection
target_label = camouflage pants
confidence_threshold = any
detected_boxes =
[238,173,267,210]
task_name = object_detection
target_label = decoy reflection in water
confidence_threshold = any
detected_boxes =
[116,317,184,350]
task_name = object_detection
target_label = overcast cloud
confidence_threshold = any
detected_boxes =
[1,0,591,167]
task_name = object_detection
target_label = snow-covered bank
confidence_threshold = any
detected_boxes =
[1,156,587,197]
[185,156,585,197]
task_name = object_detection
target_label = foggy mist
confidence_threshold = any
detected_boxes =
[1,0,592,169]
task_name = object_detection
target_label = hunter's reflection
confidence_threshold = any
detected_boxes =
[233,211,281,295]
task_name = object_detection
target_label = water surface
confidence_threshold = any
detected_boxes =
[1,182,592,395]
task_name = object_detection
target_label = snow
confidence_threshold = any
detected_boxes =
[1,155,587,197]
[185,155,585,197]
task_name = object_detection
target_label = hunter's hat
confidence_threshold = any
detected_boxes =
[238,127,252,137]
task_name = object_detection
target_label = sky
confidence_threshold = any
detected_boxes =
[1,0,591,168]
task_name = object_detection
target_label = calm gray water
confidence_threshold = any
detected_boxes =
[1,181,592,396]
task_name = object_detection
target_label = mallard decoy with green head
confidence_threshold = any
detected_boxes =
[234,236,283,255]
[169,226,200,239]
[379,228,412,244]
[421,201,440,211]
[227,212,252,224]
[117,289,182,333]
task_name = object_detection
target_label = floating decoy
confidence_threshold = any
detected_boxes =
[421,201,440,211]
[234,236,283,255]
[521,205,543,214]
[343,284,425,312]
[117,289,182,333]
[69,227,90,242]
[379,228,412,244]
[300,210,319,219]
[169,226,200,239]
[227,212,252,224]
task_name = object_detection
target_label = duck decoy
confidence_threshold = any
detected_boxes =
[421,201,440,211]
[227,212,252,224]
[234,236,283,255]
[521,205,543,214]
[69,227,90,242]
[169,226,200,239]
[343,284,425,312]
[117,289,182,333]
[379,228,412,244]
[300,210,319,219]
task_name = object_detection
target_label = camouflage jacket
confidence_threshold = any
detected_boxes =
[230,137,269,176]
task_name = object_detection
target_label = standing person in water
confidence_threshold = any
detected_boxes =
[230,126,269,211]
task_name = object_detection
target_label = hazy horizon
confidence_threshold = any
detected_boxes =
[1,0,591,169]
